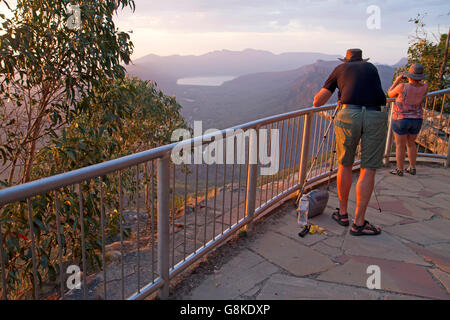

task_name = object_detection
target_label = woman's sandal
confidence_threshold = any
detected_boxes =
[405,168,416,175]
[390,168,403,176]
[331,208,349,227]
[349,220,381,236]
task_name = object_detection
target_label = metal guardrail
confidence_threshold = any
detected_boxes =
[384,88,450,166]
[0,88,449,300]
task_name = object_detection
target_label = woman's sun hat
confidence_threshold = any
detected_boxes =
[406,63,427,80]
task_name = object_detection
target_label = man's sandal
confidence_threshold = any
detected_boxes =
[349,220,381,236]
[405,168,416,175]
[331,208,349,227]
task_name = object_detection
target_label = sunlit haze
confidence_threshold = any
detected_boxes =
[114,0,450,65]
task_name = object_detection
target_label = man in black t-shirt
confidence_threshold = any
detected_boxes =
[313,48,388,236]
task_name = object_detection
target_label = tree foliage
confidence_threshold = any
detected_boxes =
[1,77,187,298]
[34,77,186,175]
[0,0,189,299]
[0,0,135,185]
[394,14,449,92]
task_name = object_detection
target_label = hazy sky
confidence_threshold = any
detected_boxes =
[0,1,448,64]
[115,0,450,65]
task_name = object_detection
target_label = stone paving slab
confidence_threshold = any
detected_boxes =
[368,196,417,218]
[421,194,450,210]
[311,241,343,259]
[426,242,450,253]
[424,167,450,177]
[249,231,335,276]
[342,229,430,266]
[419,177,450,194]
[377,187,418,198]
[391,195,437,210]
[184,249,279,300]
[382,175,424,193]
[429,269,450,293]
[381,294,428,300]
[322,236,345,249]
[406,243,450,273]
[384,218,450,246]
[256,274,383,300]
[317,256,449,299]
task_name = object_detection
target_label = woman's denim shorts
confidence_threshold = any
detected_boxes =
[392,118,423,135]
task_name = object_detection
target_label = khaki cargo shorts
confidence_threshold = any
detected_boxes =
[334,107,388,170]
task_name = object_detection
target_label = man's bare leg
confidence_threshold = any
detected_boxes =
[353,168,380,233]
[337,164,353,219]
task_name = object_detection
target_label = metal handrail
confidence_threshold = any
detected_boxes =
[0,88,448,301]
[3,88,450,205]
[0,103,337,206]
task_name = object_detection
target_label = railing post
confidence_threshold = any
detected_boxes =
[298,112,313,190]
[0,224,7,300]
[383,102,394,167]
[157,155,170,299]
[245,128,259,229]
[446,138,450,168]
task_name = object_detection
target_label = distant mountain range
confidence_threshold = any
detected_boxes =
[127,49,342,82]
[392,57,408,69]
[126,49,406,130]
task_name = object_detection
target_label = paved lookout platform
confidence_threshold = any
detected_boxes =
[176,164,450,300]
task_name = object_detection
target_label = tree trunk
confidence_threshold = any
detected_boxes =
[21,85,51,183]
[22,115,43,183]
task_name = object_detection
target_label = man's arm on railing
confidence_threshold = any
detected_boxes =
[313,88,333,107]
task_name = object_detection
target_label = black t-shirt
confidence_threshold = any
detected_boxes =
[323,61,387,107]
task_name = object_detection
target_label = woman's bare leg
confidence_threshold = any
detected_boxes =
[406,134,418,169]
[394,133,407,170]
